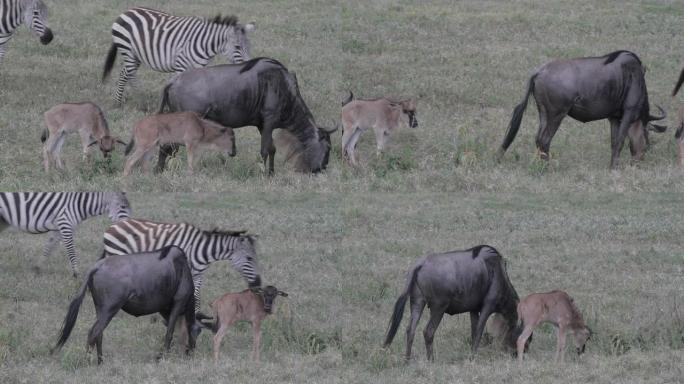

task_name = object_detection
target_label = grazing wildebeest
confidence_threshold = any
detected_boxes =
[123,112,236,176]
[52,246,197,364]
[201,285,288,363]
[498,50,667,169]
[157,57,337,174]
[383,245,524,361]
[42,102,126,172]
[516,290,591,363]
[340,91,418,165]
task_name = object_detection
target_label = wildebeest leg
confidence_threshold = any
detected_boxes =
[423,306,445,361]
[610,113,637,169]
[555,325,567,363]
[79,129,94,161]
[627,121,646,161]
[213,323,230,364]
[87,303,123,364]
[161,301,186,358]
[343,127,364,166]
[471,305,494,353]
[155,144,180,173]
[374,127,388,157]
[186,143,196,175]
[251,319,261,362]
[516,324,534,363]
[469,311,479,343]
[535,111,565,160]
[123,146,147,177]
[54,134,67,170]
[259,121,276,175]
[405,295,425,361]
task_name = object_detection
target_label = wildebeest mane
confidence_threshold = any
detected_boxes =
[208,14,238,26]
[603,50,641,65]
[239,57,285,74]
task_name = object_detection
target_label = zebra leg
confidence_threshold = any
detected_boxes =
[192,273,203,316]
[57,223,79,277]
[114,58,140,104]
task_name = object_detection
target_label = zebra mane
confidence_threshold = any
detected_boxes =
[209,14,239,27]
[204,228,257,245]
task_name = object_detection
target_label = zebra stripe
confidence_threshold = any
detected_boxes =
[104,7,254,103]
[0,192,131,276]
[0,0,52,63]
[103,218,260,313]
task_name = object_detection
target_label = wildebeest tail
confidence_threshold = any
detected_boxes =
[158,83,173,114]
[40,128,48,143]
[52,264,99,353]
[342,91,354,107]
[673,66,684,96]
[384,263,422,348]
[102,44,118,82]
[500,73,538,154]
[124,137,135,155]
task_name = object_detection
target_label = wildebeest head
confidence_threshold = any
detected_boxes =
[398,99,418,128]
[213,15,255,64]
[106,192,131,222]
[251,285,288,314]
[211,128,237,157]
[88,135,127,158]
[574,327,592,355]
[24,0,53,45]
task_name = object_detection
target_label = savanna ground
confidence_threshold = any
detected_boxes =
[1,0,683,383]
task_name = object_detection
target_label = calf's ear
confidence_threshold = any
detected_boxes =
[277,290,288,297]
[245,22,256,32]
[88,140,99,147]
[116,138,128,145]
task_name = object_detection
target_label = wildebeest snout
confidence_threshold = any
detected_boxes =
[40,29,54,45]
[408,112,418,128]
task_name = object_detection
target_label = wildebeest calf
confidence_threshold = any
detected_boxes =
[340,91,418,165]
[202,285,288,363]
[42,102,126,172]
[123,111,235,176]
[51,245,196,364]
[516,290,591,363]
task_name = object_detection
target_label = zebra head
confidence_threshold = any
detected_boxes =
[105,192,131,222]
[214,17,255,64]
[212,230,261,287]
[22,0,53,45]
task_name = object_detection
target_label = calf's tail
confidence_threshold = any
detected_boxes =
[40,128,48,143]
[52,264,99,353]
[673,66,684,96]
[158,83,173,114]
[498,73,538,159]
[676,121,684,139]
[383,263,421,348]
[341,90,354,107]
[124,138,135,155]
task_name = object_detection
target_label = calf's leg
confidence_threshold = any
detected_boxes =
[252,319,262,362]
[517,324,534,363]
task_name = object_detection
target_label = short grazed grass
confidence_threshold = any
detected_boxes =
[1,0,684,383]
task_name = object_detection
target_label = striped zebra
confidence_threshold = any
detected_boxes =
[103,218,261,314]
[0,192,131,276]
[0,0,53,63]
[102,7,256,104]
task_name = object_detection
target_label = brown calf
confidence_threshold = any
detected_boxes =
[204,286,287,363]
[42,102,125,172]
[123,112,235,176]
[516,290,591,363]
[340,91,418,165]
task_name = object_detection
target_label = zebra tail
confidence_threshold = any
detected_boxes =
[40,128,48,143]
[341,90,354,107]
[158,83,173,114]
[102,44,118,82]
[383,264,421,348]
[52,264,99,353]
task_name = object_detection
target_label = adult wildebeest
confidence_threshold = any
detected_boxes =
[52,246,197,364]
[498,50,667,169]
[157,57,337,175]
[384,245,524,361]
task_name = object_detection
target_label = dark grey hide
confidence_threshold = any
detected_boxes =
[383,245,521,362]
[499,50,666,169]
[157,57,335,174]
[52,246,196,364]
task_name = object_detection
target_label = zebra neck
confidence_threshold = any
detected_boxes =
[201,232,238,262]
[3,0,26,32]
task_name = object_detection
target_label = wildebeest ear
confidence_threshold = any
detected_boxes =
[115,138,127,146]
[88,140,99,147]
[250,287,263,294]
[245,22,256,32]
[277,290,288,297]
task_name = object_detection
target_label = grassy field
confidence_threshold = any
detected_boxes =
[1,0,684,383]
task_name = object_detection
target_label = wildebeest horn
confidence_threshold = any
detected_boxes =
[88,140,99,147]
[649,105,666,121]
[648,124,667,133]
